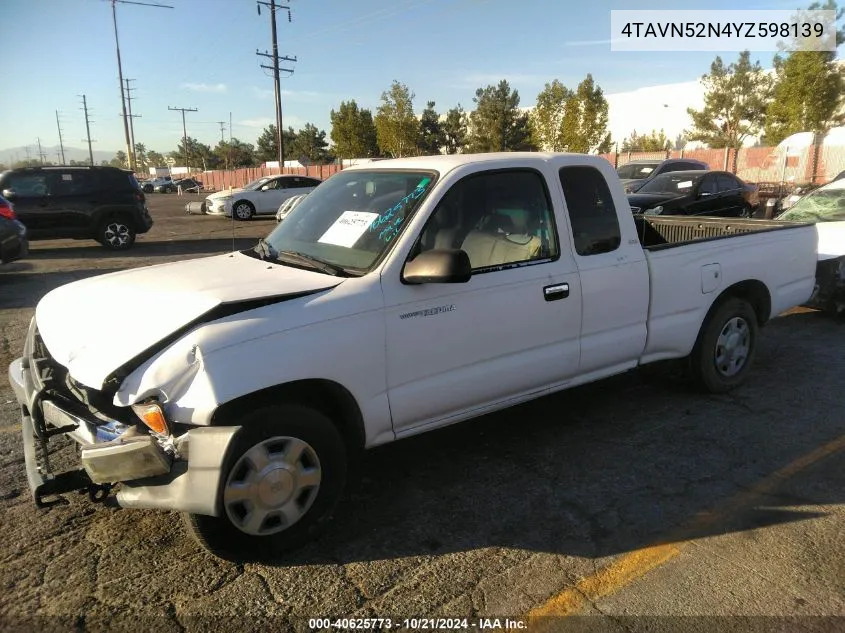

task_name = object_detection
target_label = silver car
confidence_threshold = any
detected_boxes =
[275,193,309,222]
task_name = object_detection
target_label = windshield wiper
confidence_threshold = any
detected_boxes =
[276,250,350,277]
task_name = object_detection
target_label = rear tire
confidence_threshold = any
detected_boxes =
[689,297,758,393]
[183,404,348,561]
[97,216,136,250]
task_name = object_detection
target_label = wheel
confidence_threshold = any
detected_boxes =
[97,216,136,250]
[689,297,758,393]
[183,404,348,561]
[232,200,254,221]
[740,204,754,219]
[143,185,153,193]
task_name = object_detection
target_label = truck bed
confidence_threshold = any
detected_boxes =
[634,215,808,250]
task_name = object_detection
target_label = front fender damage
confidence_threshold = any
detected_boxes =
[116,425,240,516]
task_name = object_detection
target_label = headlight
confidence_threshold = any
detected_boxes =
[647,206,664,215]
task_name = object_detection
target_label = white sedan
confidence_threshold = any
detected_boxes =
[275,193,309,222]
[205,175,322,220]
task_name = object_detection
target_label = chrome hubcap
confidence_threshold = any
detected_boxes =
[235,204,252,219]
[223,436,321,536]
[714,316,750,377]
[104,222,130,247]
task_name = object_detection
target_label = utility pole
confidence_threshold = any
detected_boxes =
[79,94,95,166]
[168,106,197,174]
[55,110,66,164]
[216,120,228,169]
[124,78,141,168]
[257,0,295,170]
[229,111,233,172]
[108,0,173,171]
[36,138,47,164]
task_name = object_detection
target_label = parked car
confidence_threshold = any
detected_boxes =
[275,193,309,222]
[8,152,820,560]
[0,194,28,264]
[777,178,845,314]
[627,170,759,218]
[142,176,174,193]
[155,178,203,194]
[205,175,322,220]
[0,166,153,250]
[617,158,709,193]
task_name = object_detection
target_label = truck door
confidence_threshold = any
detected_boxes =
[382,167,583,435]
[557,165,650,376]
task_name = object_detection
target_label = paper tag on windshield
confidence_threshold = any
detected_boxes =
[677,180,693,189]
[318,211,379,247]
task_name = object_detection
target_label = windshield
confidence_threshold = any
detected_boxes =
[779,183,845,223]
[638,173,701,195]
[617,162,659,180]
[260,169,436,273]
[244,177,273,191]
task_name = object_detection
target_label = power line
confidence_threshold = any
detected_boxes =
[168,106,198,172]
[79,94,96,166]
[55,110,66,164]
[108,0,173,171]
[257,0,296,169]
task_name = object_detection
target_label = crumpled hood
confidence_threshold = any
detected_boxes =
[816,220,845,261]
[35,252,343,389]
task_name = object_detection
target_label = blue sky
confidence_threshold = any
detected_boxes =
[1,0,809,157]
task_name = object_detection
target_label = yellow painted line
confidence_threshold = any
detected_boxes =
[527,432,845,625]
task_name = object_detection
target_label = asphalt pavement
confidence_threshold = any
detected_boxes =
[0,193,842,632]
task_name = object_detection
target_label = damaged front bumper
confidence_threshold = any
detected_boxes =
[806,256,845,315]
[8,324,240,515]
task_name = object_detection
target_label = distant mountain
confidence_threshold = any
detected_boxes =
[0,145,118,166]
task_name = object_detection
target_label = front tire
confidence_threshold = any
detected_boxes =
[183,404,348,561]
[97,216,136,250]
[689,297,758,393]
[232,200,254,221]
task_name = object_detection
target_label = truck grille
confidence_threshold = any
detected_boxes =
[27,320,131,424]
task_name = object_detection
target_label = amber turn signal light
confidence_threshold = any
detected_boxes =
[132,402,169,435]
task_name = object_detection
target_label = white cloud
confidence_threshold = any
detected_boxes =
[237,117,275,128]
[235,115,304,130]
[181,82,227,93]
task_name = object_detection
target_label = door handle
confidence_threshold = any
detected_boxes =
[543,283,569,301]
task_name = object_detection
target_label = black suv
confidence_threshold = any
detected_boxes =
[0,166,153,250]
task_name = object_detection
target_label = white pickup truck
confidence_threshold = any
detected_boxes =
[8,153,819,560]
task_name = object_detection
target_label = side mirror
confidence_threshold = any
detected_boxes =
[2,189,17,201]
[402,249,472,284]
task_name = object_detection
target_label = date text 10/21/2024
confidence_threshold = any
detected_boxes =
[307,618,527,630]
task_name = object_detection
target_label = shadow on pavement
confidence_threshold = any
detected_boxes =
[257,312,844,567]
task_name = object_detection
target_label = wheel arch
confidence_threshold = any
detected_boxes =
[707,279,772,326]
[210,379,366,454]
